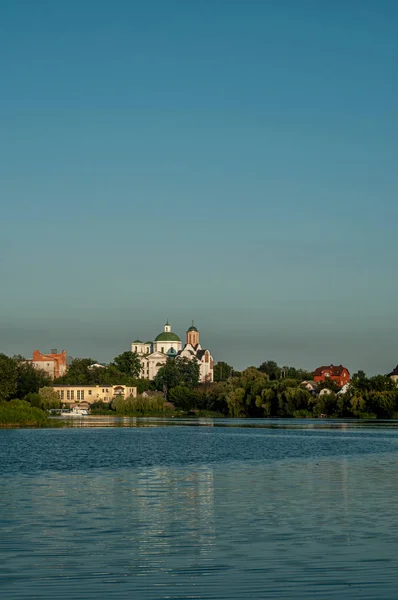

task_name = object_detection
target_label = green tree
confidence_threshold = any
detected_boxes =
[15,360,51,398]
[258,360,281,380]
[38,386,61,409]
[213,361,234,382]
[154,357,200,398]
[169,385,197,410]
[113,351,141,378]
[56,358,96,384]
[352,370,366,381]
[0,353,18,401]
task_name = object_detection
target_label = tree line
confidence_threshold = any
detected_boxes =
[2,351,398,419]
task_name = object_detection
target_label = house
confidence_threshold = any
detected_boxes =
[313,364,350,387]
[28,349,67,379]
[388,365,398,385]
[141,390,165,399]
[301,380,318,394]
[52,384,137,406]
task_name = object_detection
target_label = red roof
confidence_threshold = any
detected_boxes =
[313,365,349,377]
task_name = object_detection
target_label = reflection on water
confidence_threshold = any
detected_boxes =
[1,425,398,598]
[53,415,398,429]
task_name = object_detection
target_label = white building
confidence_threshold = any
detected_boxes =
[131,321,214,383]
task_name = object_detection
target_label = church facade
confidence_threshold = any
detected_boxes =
[131,321,214,383]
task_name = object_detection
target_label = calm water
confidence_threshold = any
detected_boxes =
[1,419,398,599]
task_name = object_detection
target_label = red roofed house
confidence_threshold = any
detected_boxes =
[313,365,350,388]
[30,349,67,380]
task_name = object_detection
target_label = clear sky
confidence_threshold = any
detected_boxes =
[1,0,398,374]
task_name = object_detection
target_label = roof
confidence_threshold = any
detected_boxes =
[187,320,198,332]
[132,339,143,343]
[144,341,152,345]
[314,365,348,377]
[388,365,398,376]
[155,331,181,342]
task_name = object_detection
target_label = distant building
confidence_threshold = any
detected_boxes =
[28,349,67,379]
[178,323,214,383]
[52,384,137,406]
[301,380,318,394]
[313,365,350,388]
[388,365,398,385]
[132,321,214,382]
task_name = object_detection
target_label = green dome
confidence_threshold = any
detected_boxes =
[187,326,198,332]
[132,339,143,343]
[155,331,181,342]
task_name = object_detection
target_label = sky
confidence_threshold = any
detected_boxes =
[1,0,398,375]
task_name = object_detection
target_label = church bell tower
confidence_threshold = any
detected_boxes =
[186,321,200,347]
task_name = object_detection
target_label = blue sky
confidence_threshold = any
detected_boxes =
[1,0,398,374]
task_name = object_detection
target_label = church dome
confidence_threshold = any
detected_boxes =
[155,331,181,342]
[187,326,198,332]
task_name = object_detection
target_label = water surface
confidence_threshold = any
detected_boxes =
[1,419,398,599]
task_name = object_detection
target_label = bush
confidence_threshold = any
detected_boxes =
[0,399,49,427]
[112,394,167,415]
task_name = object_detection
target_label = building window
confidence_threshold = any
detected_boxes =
[67,390,70,400]
[77,391,80,400]
[88,390,92,396]
[60,391,64,400]
[70,390,74,400]
[161,347,164,353]
[81,390,84,400]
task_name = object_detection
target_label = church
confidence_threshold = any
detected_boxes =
[131,321,214,383]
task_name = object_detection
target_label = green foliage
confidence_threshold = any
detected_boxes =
[0,400,49,427]
[38,387,61,409]
[0,354,18,401]
[112,394,166,415]
[213,361,234,382]
[169,385,197,410]
[154,357,200,397]
[54,357,142,388]
[56,358,98,384]
[258,360,280,380]
[16,360,51,398]
[112,351,141,378]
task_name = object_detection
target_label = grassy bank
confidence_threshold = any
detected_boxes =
[0,400,49,428]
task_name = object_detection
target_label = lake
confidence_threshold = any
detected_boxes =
[1,418,398,599]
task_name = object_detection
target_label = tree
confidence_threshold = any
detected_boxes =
[154,357,200,398]
[56,358,96,384]
[214,361,234,382]
[0,353,18,401]
[352,370,366,381]
[258,361,281,380]
[15,360,51,398]
[38,387,61,409]
[113,351,141,378]
[169,385,197,410]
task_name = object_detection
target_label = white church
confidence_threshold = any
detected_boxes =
[131,321,214,383]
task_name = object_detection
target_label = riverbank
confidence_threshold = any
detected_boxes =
[0,400,50,428]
